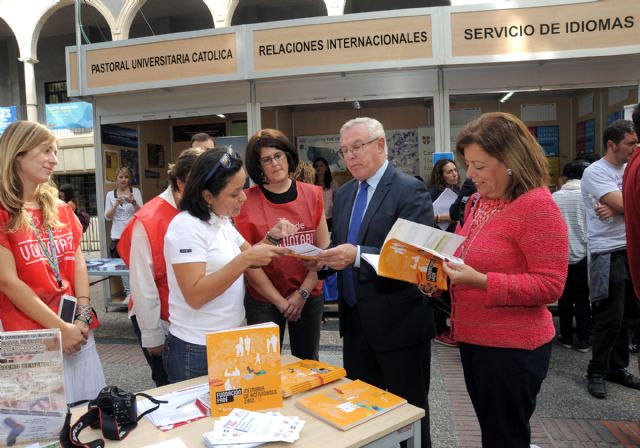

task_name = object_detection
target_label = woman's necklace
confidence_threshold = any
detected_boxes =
[459,198,508,260]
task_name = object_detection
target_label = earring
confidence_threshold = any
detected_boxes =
[506,169,513,176]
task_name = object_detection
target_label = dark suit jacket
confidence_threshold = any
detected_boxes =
[333,164,435,352]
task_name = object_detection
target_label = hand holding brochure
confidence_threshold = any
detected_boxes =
[362,218,465,290]
[285,243,323,260]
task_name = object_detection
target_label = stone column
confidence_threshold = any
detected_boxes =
[18,57,38,123]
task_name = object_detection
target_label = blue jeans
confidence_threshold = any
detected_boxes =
[163,332,208,384]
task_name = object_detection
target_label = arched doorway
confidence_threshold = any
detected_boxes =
[0,18,24,121]
[231,0,327,25]
[128,0,214,39]
[344,0,448,14]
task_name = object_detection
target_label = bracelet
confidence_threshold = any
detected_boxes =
[76,296,90,301]
[74,317,91,325]
[75,303,93,323]
[265,232,282,245]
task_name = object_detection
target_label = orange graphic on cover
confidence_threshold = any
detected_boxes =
[379,239,448,290]
[296,379,407,430]
[205,322,282,417]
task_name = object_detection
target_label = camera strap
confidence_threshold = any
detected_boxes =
[60,393,165,447]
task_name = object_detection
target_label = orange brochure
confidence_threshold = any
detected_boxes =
[280,359,346,398]
[205,322,282,417]
[296,379,407,431]
[363,218,465,290]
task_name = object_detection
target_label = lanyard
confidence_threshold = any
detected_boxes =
[28,215,63,288]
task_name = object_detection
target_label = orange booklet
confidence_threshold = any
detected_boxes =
[362,218,465,290]
[296,380,407,431]
[280,359,347,398]
[205,322,282,417]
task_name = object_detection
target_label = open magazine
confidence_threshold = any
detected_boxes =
[362,218,465,290]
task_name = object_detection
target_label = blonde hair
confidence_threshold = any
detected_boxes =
[293,160,316,184]
[0,121,61,232]
[456,112,549,201]
[116,166,132,181]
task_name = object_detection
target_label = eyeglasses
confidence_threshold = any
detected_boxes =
[339,137,380,158]
[260,152,286,166]
[203,147,235,184]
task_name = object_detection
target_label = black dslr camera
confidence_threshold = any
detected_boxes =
[89,386,138,427]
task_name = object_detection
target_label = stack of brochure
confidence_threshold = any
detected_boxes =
[280,359,346,397]
[202,408,305,448]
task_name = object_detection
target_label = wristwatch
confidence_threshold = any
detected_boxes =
[298,289,310,300]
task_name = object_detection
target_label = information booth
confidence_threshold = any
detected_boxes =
[66,0,640,275]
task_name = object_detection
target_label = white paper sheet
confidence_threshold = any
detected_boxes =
[432,188,459,230]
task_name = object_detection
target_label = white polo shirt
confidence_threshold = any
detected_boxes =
[164,210,246,345]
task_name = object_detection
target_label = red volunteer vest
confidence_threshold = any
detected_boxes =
[0,203,99,331]
[234,181,324,301]
[118,196,177,321]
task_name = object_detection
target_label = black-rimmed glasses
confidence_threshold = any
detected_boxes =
[203,147,235,184]
[338,137,380,158]
[260,152,286,166]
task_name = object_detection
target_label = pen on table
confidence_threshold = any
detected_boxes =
[175,399,195,409]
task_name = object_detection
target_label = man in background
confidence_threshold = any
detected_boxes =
[553,159,592,353]
[317,117,435,448]
[582,119,640,399]
[623,104,640,355]
[191,132,215,150]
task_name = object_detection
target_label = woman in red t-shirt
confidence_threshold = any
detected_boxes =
[0,120,105,403]
[235,129,330,360]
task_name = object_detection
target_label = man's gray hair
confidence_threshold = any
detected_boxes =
[340,117,388,154]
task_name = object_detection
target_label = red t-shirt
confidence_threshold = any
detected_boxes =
[0,203,83,331]
[234,182,324,301]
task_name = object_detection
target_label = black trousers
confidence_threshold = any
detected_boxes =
[558,257,591,343]
[131,315,169,387]
[342,304,431,448]
[459,341,552,448]
[588,251,640,376]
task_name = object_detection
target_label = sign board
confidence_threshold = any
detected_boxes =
[451,0,640,58]
[45,102,93,130]
[84,32,238,90]
[0,106,17,134]
[253,15,432,72]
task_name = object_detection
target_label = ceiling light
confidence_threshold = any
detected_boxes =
[499,91,515,103]
[216,114,226,118]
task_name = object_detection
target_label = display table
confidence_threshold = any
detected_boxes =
[70,355,424,447]
[85,258,129,312]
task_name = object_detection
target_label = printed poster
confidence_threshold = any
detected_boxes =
[297,134,345,172]
[297,129,420,177]
[104,150,119,183]
[0,329,66,446]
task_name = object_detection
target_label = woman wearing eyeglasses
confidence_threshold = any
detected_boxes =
[163,148,292,383]
[234,129,330,361]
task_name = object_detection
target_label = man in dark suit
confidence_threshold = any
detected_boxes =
[317,117,435,448]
